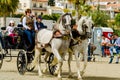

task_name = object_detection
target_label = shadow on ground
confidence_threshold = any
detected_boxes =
[83,76,120,80]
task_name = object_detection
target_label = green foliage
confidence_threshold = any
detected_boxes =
[72,10,76,16]
[91,10,110,27]
[63,9,70,13]
[0,0,19,16]
[0,0,19,26]
[115,13,120,27]
[42,14,60,21]
[113,29,120,36]
[48,0,55,6]
[8,14,23,18]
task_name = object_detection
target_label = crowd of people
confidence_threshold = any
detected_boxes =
[101,33,120,64]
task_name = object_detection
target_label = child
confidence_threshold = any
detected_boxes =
[6,20,17,44]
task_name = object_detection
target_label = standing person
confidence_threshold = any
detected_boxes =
[108,34,116,64]
[101,35,110,57]
[114,33,120,64]
[34,15,47,32]
[6,20,17,44]
[22,8,35,51]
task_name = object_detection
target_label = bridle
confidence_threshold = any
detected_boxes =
[80,19,94,39]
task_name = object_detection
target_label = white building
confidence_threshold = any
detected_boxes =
[17,0,48,15]
[17,0,31,13]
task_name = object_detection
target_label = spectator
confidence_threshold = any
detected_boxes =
[114,33,120,64]
[101,35,110,57]
[34,15,47,32]
[108,34,116,64]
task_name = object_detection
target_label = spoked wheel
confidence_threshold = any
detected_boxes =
[17,50,27,75]
[26,52,35,72]
[48,53,57,75]
[0,51,3,69]
[0,43,3,69]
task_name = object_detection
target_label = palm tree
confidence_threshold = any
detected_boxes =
[68,0,92,20]
[0,0,19,27]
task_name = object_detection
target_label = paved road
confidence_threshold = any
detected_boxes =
[0,50,120,80]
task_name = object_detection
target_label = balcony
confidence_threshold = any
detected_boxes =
[32,7,47,11]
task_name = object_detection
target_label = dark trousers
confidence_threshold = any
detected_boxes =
[24,29,35,51]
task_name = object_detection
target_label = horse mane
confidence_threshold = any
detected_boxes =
[56,15,62,24]
[56,13,72,24]
[77,16,86,27]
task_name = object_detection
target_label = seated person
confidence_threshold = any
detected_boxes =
[114,33,120,64]
[22,9,35,51]
[5,20,17,44]
[101,35,110,57]
[108,34,116,64]
[34,15,47,32]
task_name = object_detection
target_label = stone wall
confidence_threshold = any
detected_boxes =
[0,17,20,27]
[0,17,55,29]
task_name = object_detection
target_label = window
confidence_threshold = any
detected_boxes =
[18,3,22,9]
[33,3,36,7]
[39,3,42,8]
[24,3,26,7]
[35,12,37,16]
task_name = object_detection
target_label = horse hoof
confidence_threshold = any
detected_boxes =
[58,77,62,80]
[68,74,73,78]
[39,74,43,77]
[38,72,43,77]
[80,71,84,76]
[77,78,83,80]
[42,69,48,73]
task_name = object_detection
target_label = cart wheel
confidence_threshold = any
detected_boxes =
[0,52,3,69]
[17,50,27,75]
[48,53,57,75]
[0,42,3,69]
[26,52,35,72]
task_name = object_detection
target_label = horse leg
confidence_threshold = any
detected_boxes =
[81,50,88,76]
[68,51,73,78]
[74,50,82,80]
[32,46,43,76]
[43,52,50,73]
[52,48,63,80]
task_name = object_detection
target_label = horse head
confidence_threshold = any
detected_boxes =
[54,13,72,35]
[77,16,94,38]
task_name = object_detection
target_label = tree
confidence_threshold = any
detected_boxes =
[48,0,55,6]
[0,0,19,27]
[115,13,120,27]
[91,10,110,27]
[68,0,92,20]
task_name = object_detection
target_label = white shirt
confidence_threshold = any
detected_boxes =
[22,16,36,30]
[101,38,110,44]
[6,26,15,35]
[22,17,29,29]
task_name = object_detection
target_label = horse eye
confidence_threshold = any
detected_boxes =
[92,24,94,29]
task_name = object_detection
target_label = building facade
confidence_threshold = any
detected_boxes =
[18,0,48,15]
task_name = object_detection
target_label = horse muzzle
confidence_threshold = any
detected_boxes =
[86,32,92,38]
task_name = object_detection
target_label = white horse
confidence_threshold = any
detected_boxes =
[68,16,94,80]
[31,13,72,79]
